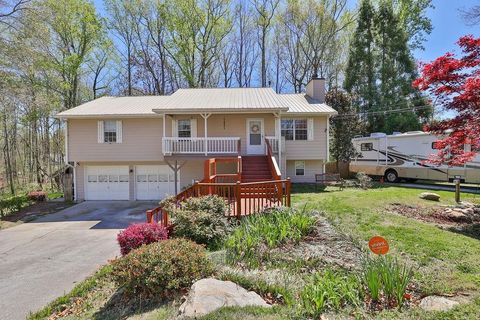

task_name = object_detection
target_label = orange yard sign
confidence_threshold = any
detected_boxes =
[368,236,389,255]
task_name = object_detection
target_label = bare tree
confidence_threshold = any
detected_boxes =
[252,0,279,88]
[461,5,480,26]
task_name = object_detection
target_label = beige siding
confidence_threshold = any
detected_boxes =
[68,118,163,162]
[286,160,324,183]
[283,116,328,160]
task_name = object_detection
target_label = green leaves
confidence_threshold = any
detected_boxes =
[225,207,316,268]
[300,269,363,317]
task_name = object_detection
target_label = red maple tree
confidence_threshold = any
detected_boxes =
[413,35,480,165]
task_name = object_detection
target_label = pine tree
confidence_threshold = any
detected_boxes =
[344,0,431,134]
[344,0,376,117]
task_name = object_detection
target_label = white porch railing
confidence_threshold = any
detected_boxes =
[162,137,241,155]
[265,136,279,153]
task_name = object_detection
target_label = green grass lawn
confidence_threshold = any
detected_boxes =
[29,185,480,319]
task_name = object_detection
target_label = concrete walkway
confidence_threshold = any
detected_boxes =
[0,201,157,320]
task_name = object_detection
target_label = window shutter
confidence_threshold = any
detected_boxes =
[190,118,197,137]
[97,121,104,143]
[116,120,123,143]
[172,119,178,137]
[307,118,314,141]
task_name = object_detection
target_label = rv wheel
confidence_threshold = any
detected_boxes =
[385,170,398,183]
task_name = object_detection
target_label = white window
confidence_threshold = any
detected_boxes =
[98,120,122,143]
[104,120,117,143]
[295,161,305,176]
[177,119,191,138]
[281,119,309,141]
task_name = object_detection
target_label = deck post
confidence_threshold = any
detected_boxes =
[286,177,291,207]
[236,181,242,219]
[146,210,153,224]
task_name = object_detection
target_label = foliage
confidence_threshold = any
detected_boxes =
[300,269,362,317]
[413,35,480,165]
[225,207,316,268]
[117,223,168,255]
[0,195,30,217]
[356,172,372,189]
[344,0,431,134]
[361,255,413,308]
[27,191,47,202]
[171,195,230,250]
[326,88,363,162]
[111,238,212,298]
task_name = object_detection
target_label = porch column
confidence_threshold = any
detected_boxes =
[275,112,282,172]
[201,113,211,156]
[162,114,166,155]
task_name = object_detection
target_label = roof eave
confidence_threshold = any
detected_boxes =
[55,113,162,119]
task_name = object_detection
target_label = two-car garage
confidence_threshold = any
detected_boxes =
[84,165,178,200]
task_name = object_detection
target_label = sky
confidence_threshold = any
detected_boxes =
[413,0,479,64]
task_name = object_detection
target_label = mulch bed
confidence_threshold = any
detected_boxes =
[1,201,73,223]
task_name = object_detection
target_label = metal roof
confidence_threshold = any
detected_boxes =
[57,88,337,118]
[279,94,337,114]
[56,96,168,118]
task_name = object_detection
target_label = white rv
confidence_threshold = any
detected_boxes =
[350,131,480,183]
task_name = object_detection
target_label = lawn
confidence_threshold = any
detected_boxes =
[29,185,480,319]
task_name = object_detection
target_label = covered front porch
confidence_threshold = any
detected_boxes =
[158,112,281,157]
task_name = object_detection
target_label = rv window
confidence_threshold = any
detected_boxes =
[431,141,441,150]
[361,143,373,151]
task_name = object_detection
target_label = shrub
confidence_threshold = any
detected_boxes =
[117,223,168,255]
[301,269,362,317]
[111,238,212,297]
[356,172,372,189]
[361,255,413,308]
[0,195,29,217]
[171,195,230,249]
[27,191,47,202]
[225,207,316,268]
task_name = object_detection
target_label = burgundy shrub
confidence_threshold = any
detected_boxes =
[27,191,47,202]
[117,223,168,255]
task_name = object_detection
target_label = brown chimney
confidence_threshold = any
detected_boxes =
[306,76,325,103]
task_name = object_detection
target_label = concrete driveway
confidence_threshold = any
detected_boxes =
[0,201,157,320]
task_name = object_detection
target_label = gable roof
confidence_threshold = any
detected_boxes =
[56,87,337,118]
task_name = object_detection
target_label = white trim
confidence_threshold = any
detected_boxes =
[295,160,306,176]
[64,120,69,163]
[246,118,265,155]
[116,120,123,143]
[97,120,104,143]
[307,118,314,141]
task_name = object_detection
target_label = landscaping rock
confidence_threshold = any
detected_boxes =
[444,208,472,223]
[178,278,271,318]
[419,296,459,312]
[419,192,441,201]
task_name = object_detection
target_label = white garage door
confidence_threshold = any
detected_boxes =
[85,166,129,200]
[135,165,178,200]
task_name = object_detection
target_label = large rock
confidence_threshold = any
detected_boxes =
[419,192,441,201]
[179,278,271,318]
[419,296,459,312]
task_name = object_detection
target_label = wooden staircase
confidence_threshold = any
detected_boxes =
[241,156,273,182]
[147,139,290,225]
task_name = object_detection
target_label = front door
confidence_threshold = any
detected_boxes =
[246,118,264,154]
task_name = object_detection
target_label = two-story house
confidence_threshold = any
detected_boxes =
[57,77,336,201]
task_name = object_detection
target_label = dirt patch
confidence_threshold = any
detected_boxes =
[271,216,363,270]
[1,201,73,226]
[388,203,456,225]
